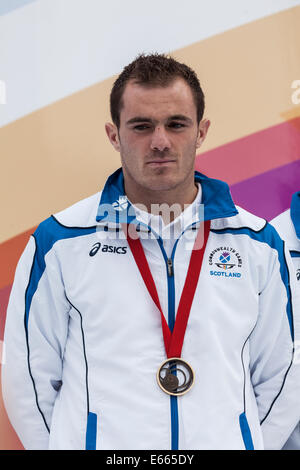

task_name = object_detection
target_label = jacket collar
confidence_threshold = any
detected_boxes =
[96,167,238,226]
[291,191,300,240]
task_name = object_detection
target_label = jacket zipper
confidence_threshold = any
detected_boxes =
[167,258,174,277]
[157,240,178,450]
[166,257,179,451]
[135,221,202,450]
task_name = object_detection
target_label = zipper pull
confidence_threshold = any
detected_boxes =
[167,258,174,277]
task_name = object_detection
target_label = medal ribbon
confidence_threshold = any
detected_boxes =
[124,220,210,358]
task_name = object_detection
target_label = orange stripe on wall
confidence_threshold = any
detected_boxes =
[0,229,34,450]
[0,227,36,290]
[0,285,11,340]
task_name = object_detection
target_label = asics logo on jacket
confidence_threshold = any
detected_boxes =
[89,242,127,256]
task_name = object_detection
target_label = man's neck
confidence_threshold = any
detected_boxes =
[125,181,199,224]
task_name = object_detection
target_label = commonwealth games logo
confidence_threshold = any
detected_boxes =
[208,246,243,278]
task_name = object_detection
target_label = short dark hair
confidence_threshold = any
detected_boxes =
[110,53,205,128]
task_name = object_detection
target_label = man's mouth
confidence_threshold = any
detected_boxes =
[146,160,176,166]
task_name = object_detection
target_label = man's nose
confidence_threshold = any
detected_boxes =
[150,127,171,152]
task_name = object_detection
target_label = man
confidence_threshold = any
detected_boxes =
[271,191,300,450]
[2,54,300,450]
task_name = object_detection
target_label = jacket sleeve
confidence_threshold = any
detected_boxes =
[1,231,70,450]
[249,229,300,450]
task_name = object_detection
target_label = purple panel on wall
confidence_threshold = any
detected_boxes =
[230,159,300,221]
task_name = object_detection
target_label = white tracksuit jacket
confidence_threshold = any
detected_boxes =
[2,169,300,450]
[271,191,300,450]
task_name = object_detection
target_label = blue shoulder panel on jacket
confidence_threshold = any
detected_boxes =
[25,216,96,328]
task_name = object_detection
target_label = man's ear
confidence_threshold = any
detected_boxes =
[196,119,210,149]
[105,123,121,152]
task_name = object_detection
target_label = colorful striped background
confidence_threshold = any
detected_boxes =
[0,0,299,449]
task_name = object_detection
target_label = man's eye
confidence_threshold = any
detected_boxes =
[133,124,150,131]
[168,122,185,129]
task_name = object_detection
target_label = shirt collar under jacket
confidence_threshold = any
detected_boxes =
[96,167,238,229]
[129,183,202,238]
[290,191,300,240]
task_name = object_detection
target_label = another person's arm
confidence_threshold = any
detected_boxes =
[250,226,300,450]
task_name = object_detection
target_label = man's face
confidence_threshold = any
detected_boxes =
[106,78,209,197]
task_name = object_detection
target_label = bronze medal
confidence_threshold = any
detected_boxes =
[157,358,195,396]
[125,220,210,399]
